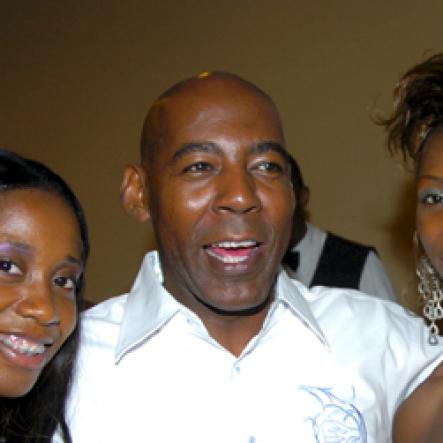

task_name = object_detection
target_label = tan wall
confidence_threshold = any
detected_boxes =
[1,1,439,311]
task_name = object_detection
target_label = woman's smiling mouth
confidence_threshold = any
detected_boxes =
[0,334,48,356]
[0,333,53,370]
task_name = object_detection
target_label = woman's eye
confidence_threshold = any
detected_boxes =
[53,275,76,290]
[0,260,21,276]
[420,191,443,205]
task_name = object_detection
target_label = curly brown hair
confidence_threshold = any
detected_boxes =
[380,53,443,166]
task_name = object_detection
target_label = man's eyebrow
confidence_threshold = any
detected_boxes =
[172,142,223,163]
[249,141,289,160]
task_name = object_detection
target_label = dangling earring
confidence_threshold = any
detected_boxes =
[416,255,443,345]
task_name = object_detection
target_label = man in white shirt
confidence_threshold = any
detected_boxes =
[62,72,442,442]
[283,155,396,301]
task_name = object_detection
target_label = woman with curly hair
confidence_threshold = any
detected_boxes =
[0,149,89,442]
[380,53,443,443]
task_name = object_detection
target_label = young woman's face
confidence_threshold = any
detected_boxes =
[0,188,83,397]
[417,127,443,278]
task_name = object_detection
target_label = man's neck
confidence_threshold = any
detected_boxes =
[202,305,271,357]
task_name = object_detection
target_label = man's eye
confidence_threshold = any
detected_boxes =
[53,275,76,290]
[255,161,283,173]
[183,162,213,173]
[0,260,21,276]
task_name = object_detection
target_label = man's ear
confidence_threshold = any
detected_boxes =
[120,164,151,222]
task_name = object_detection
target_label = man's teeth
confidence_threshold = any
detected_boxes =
[207,251,249,263]
[0,335,45,356]
[207,240,258,263]
[213,240,257,248]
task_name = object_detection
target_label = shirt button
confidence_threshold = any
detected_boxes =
[234,365,241,373]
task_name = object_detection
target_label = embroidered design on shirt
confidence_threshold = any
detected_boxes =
[299,385,367,442]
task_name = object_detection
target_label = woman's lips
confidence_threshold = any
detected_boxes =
[0,333,52,370]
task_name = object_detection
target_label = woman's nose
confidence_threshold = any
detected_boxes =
[14,280,60,326]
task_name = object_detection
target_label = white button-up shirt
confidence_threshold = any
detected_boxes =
[60,251,443,442]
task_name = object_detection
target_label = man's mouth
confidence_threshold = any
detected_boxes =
[205,240,260,264]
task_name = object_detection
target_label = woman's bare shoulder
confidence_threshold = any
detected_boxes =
[394,362,443,443]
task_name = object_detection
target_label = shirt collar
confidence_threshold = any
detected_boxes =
[276,268,330,349]
[115,251,329,362]
[293,222,315,253]
[115,251,180,363]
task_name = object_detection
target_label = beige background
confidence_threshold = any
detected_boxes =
[1,1,439,311]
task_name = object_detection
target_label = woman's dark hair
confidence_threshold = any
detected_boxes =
[379,53,443,167]
[0,149,89,443]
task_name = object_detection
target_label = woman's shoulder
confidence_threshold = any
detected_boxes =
[394,362,443,443]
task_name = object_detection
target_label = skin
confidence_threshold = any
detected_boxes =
[416,127,443,279]
[393,364,443,443]
[0,189,83,397]
[393,128,443,443]
[121,73,295,356]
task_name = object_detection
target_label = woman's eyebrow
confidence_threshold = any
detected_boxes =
[65,255,83,266]
[419,174,443,184]
[0,241,32,255]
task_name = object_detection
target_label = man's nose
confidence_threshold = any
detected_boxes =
[213,168,262,214]
[15,281,60,326]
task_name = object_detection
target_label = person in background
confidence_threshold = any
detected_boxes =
[0,149,89,443]
[63,71,443,442]
[283,154,397,301]
[379,52,443,443]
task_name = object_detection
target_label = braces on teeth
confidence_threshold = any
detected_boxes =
[1,335,45,355]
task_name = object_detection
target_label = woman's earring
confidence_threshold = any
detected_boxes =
[417,255,443,345]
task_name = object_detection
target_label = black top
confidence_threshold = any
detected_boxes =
[310,232,375,289]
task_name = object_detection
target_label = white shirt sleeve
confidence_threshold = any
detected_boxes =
[359,251,397,302]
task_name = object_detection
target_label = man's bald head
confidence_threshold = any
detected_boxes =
[140,71,283,164]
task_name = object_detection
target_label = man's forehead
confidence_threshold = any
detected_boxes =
[160,84,280,130]
[170,141,289,165]
[141,72,283,160]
